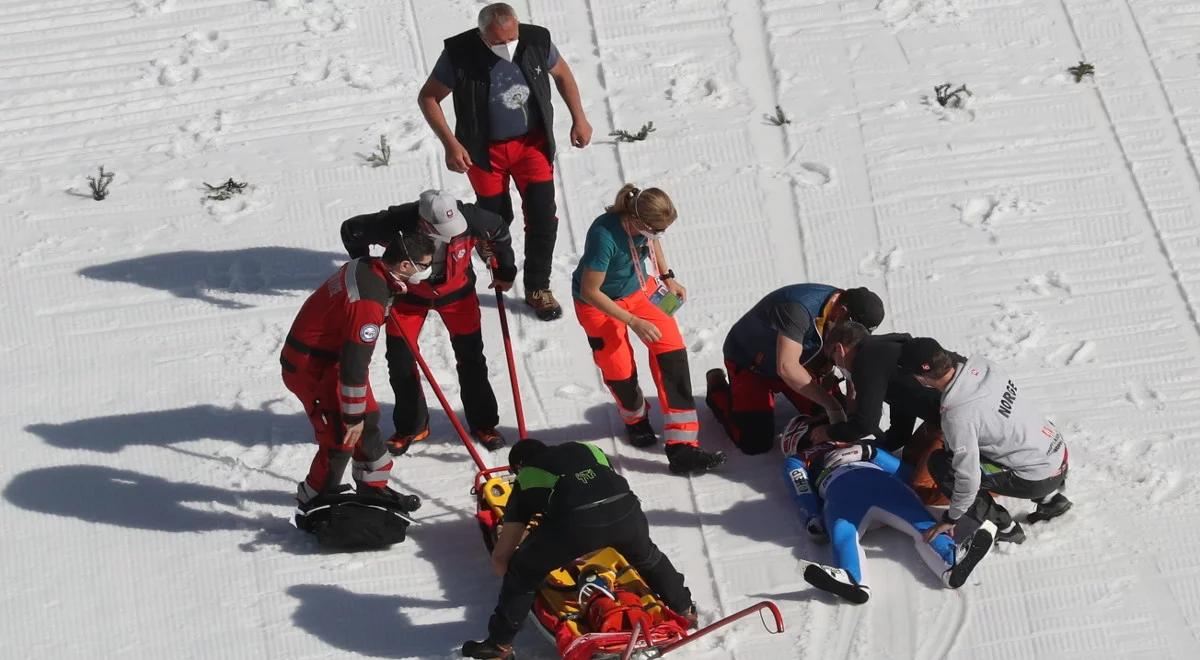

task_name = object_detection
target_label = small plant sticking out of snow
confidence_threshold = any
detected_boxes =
[364,135,391,167]
[87,166,115,201]
[610,122,656,142]
[203,178,248,201]
[764,105,791,126]
[1068,61,1094,83]
[934,83,972,109]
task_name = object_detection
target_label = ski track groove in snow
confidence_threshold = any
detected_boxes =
[1054,0,1200,349]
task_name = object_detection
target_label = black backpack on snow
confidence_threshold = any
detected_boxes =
[295,488,413,550]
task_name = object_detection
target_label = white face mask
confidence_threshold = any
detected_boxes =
[488,39,519,62]
[638,228,664,240]
[406,264,432,284]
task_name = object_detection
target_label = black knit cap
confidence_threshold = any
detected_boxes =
[897,337,946,375]
[840,287,885,330]
[508,438,548,469]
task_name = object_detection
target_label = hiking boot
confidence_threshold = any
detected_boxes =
[666,443,726,475]
[295,481,320,506]
[803,564,870,604]
[461,638,513,659]
[705,368,729,393]
[1027,493,1073,524]
[943,520,996,588]
[704,368,731,421]
[996,521,1026,544]
[525,288,563,321]
[681,603,699,628]
[357,484,422,513]
[387,426,430,456]
[296,482,352,507]
[625,418,658,448]
[472,427,508,451]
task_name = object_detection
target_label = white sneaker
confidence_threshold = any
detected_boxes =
[943,520,997,588]
[804,564,870,604]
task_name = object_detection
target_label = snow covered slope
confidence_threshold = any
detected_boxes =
[3,0,1200,658]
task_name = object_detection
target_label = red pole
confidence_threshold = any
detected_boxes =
[495,291,528,440]
[397,326,488,473]
[659,601,784,656]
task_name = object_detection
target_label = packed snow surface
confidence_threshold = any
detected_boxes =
[4,0,1200,658]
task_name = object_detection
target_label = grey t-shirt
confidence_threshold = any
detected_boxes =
[432,42,560,141]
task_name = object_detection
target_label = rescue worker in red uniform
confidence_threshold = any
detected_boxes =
[282,231,436,507]
[341,190,518,455]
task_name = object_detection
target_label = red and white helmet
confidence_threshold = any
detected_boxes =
[779,415,813,457]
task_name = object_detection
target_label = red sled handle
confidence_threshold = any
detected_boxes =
[657,601,784,656]
[494,290,528,440]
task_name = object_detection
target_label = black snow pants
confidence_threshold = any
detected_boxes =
[929,449,1068,531]
[486,495,692,645]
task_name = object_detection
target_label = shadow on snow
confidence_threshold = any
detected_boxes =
[78,247,345,309]
[25,404,311,453]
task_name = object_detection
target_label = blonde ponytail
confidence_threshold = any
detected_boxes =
[605,183,677,231]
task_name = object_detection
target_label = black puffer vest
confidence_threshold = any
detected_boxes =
[443,24,556,172]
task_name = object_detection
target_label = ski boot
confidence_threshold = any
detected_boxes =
[666,443,726,475]
[943,520,997,588]
[804,564,870,604]
[461,638,514,659]
[472,427,508,451]
[625,418,658,448]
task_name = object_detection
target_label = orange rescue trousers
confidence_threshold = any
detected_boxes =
[574,281,700,448]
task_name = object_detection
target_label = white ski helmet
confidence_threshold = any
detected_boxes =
[779,415,813,457]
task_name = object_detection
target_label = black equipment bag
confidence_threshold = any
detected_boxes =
[295,489,413,550]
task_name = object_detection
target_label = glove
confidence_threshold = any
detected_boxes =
[805,516,828,544]
[823,443,876,469]
[827,407,848,425]
[858,442,876,461]
[493,264,518,284]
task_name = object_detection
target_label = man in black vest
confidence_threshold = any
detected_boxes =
[417,3,592,322]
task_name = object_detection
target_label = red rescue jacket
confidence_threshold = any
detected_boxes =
[283,258,403,424]
[340,201,516,304]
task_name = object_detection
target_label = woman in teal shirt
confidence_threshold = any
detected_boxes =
[571,184,724,475]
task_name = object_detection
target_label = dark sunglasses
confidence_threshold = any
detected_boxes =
[393,231,432,270]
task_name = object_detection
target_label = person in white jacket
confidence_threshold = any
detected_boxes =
[897,337,1072,544]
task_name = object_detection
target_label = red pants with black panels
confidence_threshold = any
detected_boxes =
[467,130,557,292]
[575,281,700,448]
[280,348,391,502]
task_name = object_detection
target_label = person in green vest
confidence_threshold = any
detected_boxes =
[462,439,696,659]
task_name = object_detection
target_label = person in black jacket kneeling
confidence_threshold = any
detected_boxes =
[462,439,695,659]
